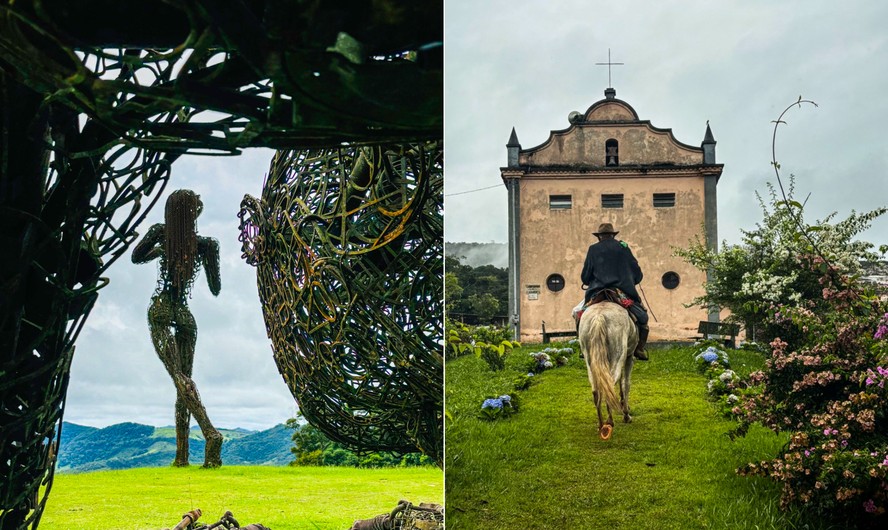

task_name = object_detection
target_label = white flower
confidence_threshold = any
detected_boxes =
[719,370,736,383]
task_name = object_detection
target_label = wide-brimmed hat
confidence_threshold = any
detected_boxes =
[593,223,619,236]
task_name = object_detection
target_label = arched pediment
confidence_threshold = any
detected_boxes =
[584,98,639,122]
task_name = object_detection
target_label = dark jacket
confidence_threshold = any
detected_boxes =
[581,238,643,304]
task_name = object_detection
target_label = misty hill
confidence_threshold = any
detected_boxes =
[57,421,293,472]
[445,242,507,268]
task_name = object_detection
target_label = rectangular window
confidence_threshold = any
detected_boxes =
[601,194,624,209]
[549,194,572,210]
[653,192,676,208]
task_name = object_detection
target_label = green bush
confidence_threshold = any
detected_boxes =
[445,320,519,370]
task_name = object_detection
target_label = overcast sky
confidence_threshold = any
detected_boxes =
[67,149,300,431]
[444,0,888,251]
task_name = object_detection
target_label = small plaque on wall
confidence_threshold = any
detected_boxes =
[526,284,540,300]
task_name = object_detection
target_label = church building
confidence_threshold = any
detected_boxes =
[501,87,723,342]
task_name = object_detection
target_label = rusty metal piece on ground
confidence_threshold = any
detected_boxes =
[239,142,443,464]
[350,500,444,530]
[192,510,268,530]
[165,508,201,530]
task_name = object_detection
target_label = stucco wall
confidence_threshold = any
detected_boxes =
[517,174,711,342]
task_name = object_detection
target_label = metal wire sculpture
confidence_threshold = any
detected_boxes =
[239,141,443,465]
[0,1,441,527]
[132,190,223,468]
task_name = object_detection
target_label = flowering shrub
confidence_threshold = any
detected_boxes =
[680,103,888,524]
[479,394,518,420]
[676,177,886,343]
[512,373,534,391]
[527,347,572,373]
[728,265,888,524]
[694,345,730,374]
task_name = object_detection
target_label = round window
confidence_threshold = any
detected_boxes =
[662,271,680,290]
[546,273,565,292]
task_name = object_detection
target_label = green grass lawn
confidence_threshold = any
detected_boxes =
[40,465,442,530]
[445,343,835,530]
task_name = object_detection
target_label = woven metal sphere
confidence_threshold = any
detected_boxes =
[239,142,442,463]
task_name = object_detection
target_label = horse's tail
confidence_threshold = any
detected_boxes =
[586,311,621,414]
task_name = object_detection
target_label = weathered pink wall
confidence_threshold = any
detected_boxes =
[514,111,720,342]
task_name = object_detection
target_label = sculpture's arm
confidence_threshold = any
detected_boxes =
[131,223,164,264]
[199,236,221,296]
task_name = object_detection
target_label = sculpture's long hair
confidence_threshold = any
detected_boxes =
[164,190,200,295]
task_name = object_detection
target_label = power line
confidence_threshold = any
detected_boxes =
[445,183,502,197]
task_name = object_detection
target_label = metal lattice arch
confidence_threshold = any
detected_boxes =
[239,142,443,463]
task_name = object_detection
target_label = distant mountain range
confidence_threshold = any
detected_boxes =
[57,421,293,472]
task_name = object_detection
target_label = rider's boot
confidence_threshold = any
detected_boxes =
[633,324,650,361]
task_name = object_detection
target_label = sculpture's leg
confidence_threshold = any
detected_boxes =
[173,304,222,467]
[173,374,223,468]
[148,297,190,466]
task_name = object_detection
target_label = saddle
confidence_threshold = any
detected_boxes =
[575,288,637,324]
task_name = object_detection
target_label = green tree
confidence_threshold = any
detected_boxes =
[445,272,463,314]
[286,414,432,467]
[469,293,500,323]
[445,255,507,321]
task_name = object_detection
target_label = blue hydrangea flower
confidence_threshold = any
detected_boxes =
[499,395,512,403]
[482,398,504,410]
[701,352,718,363]
[527,372,535,377]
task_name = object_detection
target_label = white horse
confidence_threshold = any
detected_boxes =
[578,301,639,440]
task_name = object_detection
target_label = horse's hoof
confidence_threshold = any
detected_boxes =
[599,424,613,440]
[623,415,632,424]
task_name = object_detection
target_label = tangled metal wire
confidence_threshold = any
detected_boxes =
[0,99,174,528]
[239,141,443,464]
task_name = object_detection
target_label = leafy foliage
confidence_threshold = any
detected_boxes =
[285,415,433,468]
[446,320,519,370]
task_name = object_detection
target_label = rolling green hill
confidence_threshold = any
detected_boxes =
[57,422,293,472]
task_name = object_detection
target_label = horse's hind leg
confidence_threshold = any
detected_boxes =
[620,370,632,424]
[593,390,604,430]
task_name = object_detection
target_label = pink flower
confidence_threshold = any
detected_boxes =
[864,499,877,513]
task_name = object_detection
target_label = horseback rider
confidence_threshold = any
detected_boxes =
[580,223,650,360]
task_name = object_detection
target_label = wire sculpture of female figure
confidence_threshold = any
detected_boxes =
[132,189,223,468]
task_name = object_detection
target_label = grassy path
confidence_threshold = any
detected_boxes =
[40,466,442,530]
[445,345,822,530]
